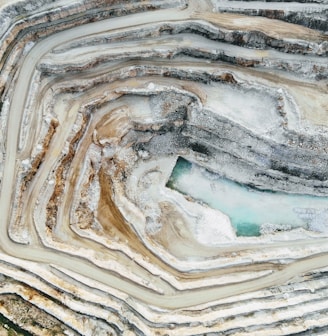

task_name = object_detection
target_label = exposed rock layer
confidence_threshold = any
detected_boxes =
[0,0,328,335]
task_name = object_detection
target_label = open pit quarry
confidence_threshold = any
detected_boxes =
[0,0,328,335]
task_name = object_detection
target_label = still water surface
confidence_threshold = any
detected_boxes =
[167,157,328,236]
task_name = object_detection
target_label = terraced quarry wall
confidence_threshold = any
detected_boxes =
[0,0,328,335]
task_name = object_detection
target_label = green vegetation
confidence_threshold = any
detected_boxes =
[0,313,32,336]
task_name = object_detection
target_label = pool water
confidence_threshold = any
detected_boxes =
[167,157,328,237]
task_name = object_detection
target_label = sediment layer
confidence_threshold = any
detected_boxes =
[0,0,327,334]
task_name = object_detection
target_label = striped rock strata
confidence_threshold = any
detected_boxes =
[0,0,328,335]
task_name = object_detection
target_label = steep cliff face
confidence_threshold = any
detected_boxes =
[0,0,328,335]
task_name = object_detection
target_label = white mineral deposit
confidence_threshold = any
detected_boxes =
[0,0,328,335]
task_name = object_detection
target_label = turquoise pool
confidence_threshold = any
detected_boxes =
[167,157,328,237]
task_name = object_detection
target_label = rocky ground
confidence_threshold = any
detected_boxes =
[0,0,327,335]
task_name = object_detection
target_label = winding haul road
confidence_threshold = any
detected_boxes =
[1,0,328,311]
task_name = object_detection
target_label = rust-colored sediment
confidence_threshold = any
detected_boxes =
[46,114,89,230]
[193,11,327,42]
[23,118,59,190]
[97,168,280,280]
